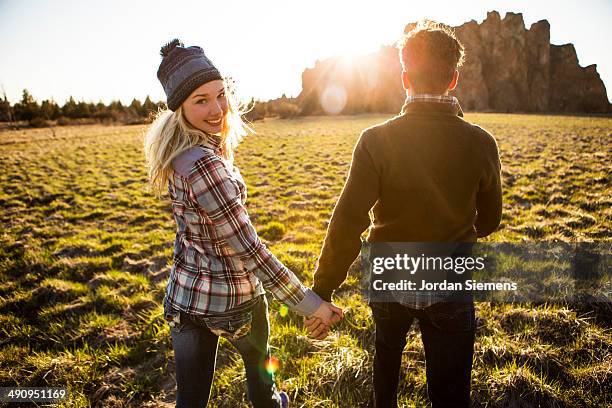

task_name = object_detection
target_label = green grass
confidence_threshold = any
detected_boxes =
[0,113,610,407]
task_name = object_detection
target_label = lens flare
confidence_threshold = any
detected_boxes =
[265,356,281,375]
[320,83,347,115]
[279,304,289,317]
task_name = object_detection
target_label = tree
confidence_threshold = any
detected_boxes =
[13,89,40,121]
[75,100,91,118]
[243,98,266,121]
[0,87,12,122]
[109,100,124,113]
[40,99,61,120]
[94,101,107,114]
[62,96,78,118]
[142,95,157,116]
[129,98,144,117]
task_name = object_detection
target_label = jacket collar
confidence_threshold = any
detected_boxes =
[400,93,464,117]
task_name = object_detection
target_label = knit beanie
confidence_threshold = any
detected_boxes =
[156,39,223,111]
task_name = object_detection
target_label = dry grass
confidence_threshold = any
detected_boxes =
[0,113,610,407]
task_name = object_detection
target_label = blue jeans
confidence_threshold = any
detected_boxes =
[164,295,285,408]
[370,300,476,408]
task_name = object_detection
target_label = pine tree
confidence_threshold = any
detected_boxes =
[0,86,12,122]
[14,89,40,121]
[94,101,106,114]
[109,100,124,114]
[75,100,91,118]
[129,98,143,117]
[142,95,157,116]
[62,96,78,118]
[40,99,61,120]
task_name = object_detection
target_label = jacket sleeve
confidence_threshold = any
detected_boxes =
[313,130,380,301]
[475,130,503,237]
[186,153,322,316]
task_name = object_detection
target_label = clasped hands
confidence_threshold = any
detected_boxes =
[304,300,344,340]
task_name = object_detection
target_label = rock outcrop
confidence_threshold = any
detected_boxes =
[297,11,610,114]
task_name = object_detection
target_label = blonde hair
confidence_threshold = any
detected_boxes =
[144,78,252,198]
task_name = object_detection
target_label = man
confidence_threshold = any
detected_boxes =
[305,20,503,407]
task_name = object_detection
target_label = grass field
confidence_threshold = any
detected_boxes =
[0,113,610,407]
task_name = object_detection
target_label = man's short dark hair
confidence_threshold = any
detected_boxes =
[397,20,465,94]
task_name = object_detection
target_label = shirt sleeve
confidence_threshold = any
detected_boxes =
[186,152,322,316]
[313,130,380,301]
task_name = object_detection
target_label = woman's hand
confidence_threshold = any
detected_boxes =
[304,301,343,339]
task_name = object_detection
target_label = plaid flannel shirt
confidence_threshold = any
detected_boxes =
[402,93,461,114]
[164,135,321,316]
[362,243,462,310]
[393,290,453,309]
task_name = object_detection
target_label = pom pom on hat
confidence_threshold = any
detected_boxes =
[160,39,184,57]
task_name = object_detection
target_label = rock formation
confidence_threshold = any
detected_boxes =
[297,11,610,114]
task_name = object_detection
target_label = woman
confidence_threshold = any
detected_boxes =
[144,39,342,408]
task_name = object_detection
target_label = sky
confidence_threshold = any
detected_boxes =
[1,0,611,105]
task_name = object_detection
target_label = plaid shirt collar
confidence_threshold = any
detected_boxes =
[200,133,223,153]
[401,93,464,117]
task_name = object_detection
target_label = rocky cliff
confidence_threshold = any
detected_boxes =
[297,11,610,114]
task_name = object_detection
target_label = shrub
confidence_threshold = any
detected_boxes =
[259,221,286,241]
[275,101,300,119]
[29,117,49,128]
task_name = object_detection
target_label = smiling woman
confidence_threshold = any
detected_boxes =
[142,38,343,408]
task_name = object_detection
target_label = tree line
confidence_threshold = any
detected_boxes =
[0,89,306,129]
[0,89,165,128]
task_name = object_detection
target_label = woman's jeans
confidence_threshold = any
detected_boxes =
[370,300,476,408]
[163,295,285,408]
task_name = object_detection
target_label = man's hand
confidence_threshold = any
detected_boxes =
[304,301,343,339]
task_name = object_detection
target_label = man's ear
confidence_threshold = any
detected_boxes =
[447,70,459,91]
[401,70,410,91]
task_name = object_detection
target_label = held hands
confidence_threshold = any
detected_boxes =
[304,301,344,340]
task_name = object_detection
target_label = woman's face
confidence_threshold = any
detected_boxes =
[182,79,228,134]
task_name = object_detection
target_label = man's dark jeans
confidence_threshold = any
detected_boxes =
[370,300,476,408]
[164,295,284,408]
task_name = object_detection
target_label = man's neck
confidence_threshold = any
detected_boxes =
[408,90,449,97]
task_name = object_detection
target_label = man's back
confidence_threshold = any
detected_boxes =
[364,99,502,242]
[312,96,502,300]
